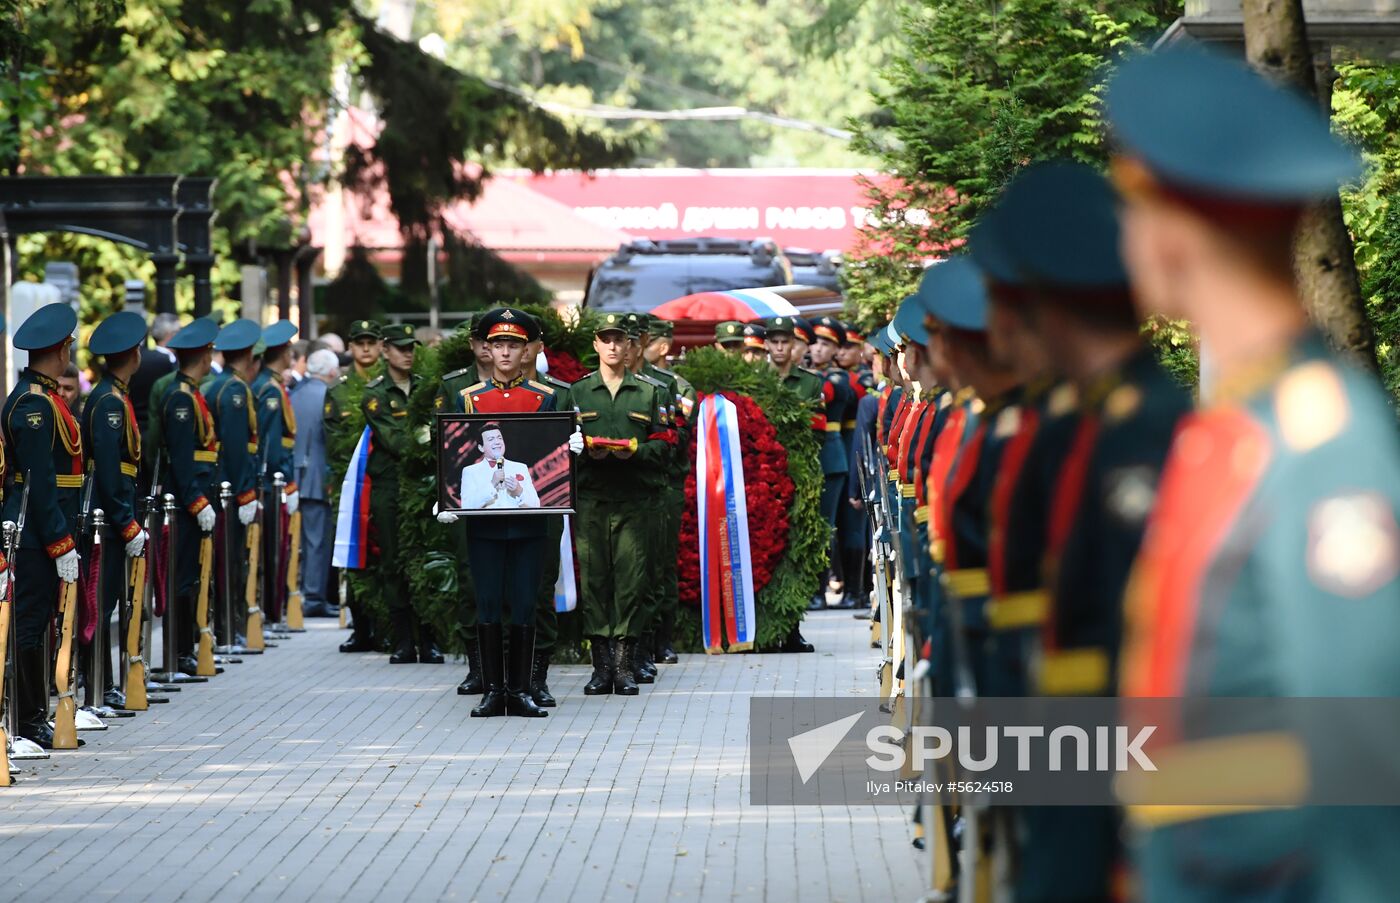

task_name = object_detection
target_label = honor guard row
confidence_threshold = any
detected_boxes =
[846,45,1400,903]
[1,304,310,781]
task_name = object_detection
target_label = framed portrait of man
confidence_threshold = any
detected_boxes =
[436,412,578,516]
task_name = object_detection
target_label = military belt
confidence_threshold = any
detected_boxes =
[1037,647,1109,695]
[1122,732,1306,828]
[913,505,929,525]
[842,420,857,429]
[824,422,842,433]
[120,462,138,478]
[942,567,989,598]
[14,473,84,488]
[985,590,1049,630]
[194,450,218,463]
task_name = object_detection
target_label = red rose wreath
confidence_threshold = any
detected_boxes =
[677,391,793,607]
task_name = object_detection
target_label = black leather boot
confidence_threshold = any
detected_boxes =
[339,605,376,652]
[388,610,417,664]
[634,632,656,684]
[530,648,556,707]
[504,625,547,718]
[780,623,815,653]
[470,624,506,717]
[612,638,639,696]
[417,625,445,664]
[655,622,679,665]
[16,647,56,749]
[456,643,483,695]
[583,637,613,695]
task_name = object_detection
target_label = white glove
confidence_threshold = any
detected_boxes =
[0,568,9,599]
[568,427,585,456]
[56,549,80,584]
[285,491,300,516]
[197,504,217,533]
[125,529,147,559]
[238,501,258,525]
[433,501,459,525]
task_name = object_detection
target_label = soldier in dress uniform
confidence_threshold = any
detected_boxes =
[326,319,382,654]
[836,322,876,609]
[156,318,220,675]
[2,304,84,748]
[790,316,815,368]
[82,311,150,708]
[631,313,695,668]
[252,320,300,626]
[363,324,442,665]
[714,320,745,353]
[437,314,486,692]
[435,308,584,717]
[1106,46,1400,902]
[205,319,262,648]
[808,316,856,610]
[741,323,767,363]
[573,313,675,696]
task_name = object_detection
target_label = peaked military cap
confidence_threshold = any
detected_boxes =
[892,296,928,346]
[882,322,901,351]
[715,320,745,345]
[868,322,893,354]
[1106,45,1361,203]
[634,312,654,333]
[381,323,419,347]
[168,317,218,350]
[348,319,381,340]
[916,257,988,333]
[13,303,77,351]
[595,312,629,336]
[214,318,261,352]
[842,322,865,345]
[88,310,148,356]
[811,316,844,345]
[742,323,766,349]
[985,161,1129,291]
[262,319,299,348]
[479,307,539,343]
[764,315,797,336]
[968,202,1023,287]
[650,319,674,338]
[622,313,644,339]
[790,316,815,344]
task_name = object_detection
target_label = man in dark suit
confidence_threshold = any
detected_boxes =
[291,348,340,616]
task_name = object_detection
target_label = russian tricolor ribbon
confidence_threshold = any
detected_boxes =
[554,515,577,613]
[695,394,756,653]
[332,427,372,570]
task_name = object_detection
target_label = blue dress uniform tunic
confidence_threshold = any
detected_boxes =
[82,374,143,640]
[252,366,297,622]
[161,372,219,629]
[2,368,83,647]
[204,369,259,508]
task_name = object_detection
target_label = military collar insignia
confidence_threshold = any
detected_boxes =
[111,375,129,395]
[27,370,58,392]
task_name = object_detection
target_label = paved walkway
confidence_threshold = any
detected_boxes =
[0,611,926,902]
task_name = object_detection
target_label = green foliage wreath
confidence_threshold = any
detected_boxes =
[672,349,827,650]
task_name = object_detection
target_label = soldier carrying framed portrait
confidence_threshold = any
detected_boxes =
[436,411,578,516]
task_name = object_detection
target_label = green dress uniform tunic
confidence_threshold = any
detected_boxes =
[573,369,673,641]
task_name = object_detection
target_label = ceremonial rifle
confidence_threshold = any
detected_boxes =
[194,493,216,676]
[281,472,306,632]
[243,451,269,651]
[52,477,96,749]
[124,451,161,710]
[0,483,30,785]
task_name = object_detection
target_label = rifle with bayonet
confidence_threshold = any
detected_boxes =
[124,451,162,709]
[284,472,305,632]
[243,451,268,651]
[52,477,96,749]
[0,481,29,785]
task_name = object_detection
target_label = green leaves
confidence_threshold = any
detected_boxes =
[844,0,1169,328]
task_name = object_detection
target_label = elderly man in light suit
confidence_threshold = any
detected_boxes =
[291,348,341,616]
